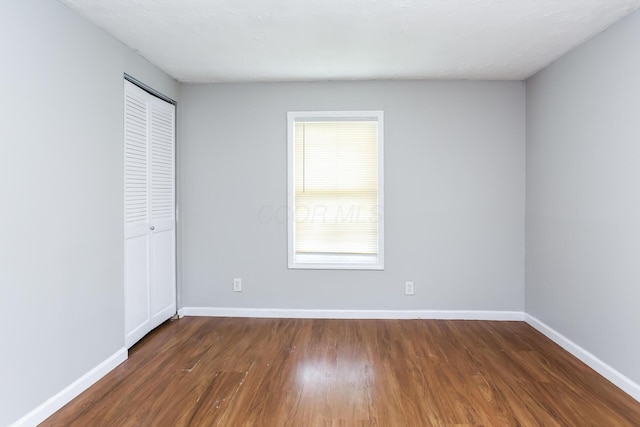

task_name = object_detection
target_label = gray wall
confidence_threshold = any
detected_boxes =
[180,81,525,311]
[526,10,640,385]
[0,1,179,425]
[14,0,639,421]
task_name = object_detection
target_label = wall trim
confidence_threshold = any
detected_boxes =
[12,348,128,427]
[178,307,525,321]
[525,314,640,403]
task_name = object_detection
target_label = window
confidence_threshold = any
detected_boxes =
[287,111,384,270]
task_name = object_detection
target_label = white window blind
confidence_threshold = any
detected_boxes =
[288,111,384,270]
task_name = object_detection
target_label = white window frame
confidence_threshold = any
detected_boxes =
[287,110,384,270]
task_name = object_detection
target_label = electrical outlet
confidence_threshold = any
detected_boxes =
[405,281,414,295]
[233,278,242,292]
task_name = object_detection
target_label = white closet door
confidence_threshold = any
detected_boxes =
[124,82,151,348]
[148,98,176,328]
[124,80,176,348]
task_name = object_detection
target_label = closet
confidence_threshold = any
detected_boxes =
[123,79,176,348]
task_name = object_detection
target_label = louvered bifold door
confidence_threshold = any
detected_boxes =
[148,97,176,329]
[124,80,176,348]
[124,82,152,348]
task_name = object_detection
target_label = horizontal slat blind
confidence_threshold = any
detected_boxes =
[294,120,379,255]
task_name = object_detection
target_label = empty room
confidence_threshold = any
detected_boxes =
[2,0,640,425]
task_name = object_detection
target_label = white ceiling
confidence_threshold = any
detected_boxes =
[59,0,640,83]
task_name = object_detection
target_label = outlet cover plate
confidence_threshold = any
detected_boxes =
[405,281,414,295]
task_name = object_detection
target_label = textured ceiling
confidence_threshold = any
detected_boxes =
[59,0,640,82]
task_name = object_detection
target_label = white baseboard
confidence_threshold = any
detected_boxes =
[178,306,525,321]
[525,314,640,403]
[12,348,128,427]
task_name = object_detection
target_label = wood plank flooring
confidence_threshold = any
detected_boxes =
[42,318,640,426]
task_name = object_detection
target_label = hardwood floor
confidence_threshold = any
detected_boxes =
[42,318,640,426]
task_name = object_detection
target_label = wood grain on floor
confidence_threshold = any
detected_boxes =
[41,317,640,426]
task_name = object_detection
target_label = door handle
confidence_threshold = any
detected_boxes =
[150,225,155,231]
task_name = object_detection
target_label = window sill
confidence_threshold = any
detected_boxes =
[289,253,384,270]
